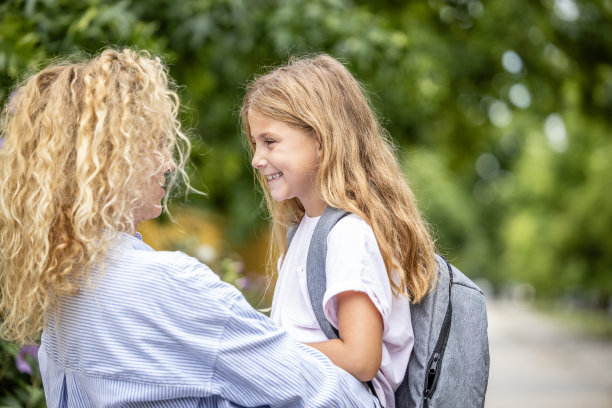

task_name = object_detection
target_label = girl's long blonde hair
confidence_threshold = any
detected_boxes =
[241,54,436,302]
[0,48,192,345]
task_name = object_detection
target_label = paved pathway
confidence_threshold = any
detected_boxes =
[485,298,612,408]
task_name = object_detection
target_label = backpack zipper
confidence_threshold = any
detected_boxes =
[422,256,454,407]
[424,351,441,407]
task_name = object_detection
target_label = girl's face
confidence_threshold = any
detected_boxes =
[248,110,326,217]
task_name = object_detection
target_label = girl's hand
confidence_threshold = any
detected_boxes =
[306,290,383,382]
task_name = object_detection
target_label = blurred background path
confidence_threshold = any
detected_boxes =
[485,298,612,408]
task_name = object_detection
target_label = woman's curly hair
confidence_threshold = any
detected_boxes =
[0,48,192,345]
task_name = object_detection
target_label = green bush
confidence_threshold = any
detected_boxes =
[0,342,45,408]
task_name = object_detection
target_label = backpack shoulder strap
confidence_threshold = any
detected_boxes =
[423,255,454,405]
[286,223,298,248]
[305,206,348,340]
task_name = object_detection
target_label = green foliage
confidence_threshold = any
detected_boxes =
[1,0,611,403]
[0,343,45,408]
[1,0,610,319]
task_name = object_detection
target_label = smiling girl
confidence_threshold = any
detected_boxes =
[241,55,437,408]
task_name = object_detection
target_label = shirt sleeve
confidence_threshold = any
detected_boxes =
[322,215,394,333]
[160,252,379,408]
[214,289,380,408]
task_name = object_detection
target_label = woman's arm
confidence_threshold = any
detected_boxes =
[215,286,381,408]
[306,290,383,382]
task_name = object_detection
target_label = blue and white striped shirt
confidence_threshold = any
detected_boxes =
[39,232,380,407]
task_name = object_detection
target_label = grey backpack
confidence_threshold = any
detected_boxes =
[287,206,490,408]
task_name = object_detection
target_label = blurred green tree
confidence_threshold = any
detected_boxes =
[4,0,612,404]
[1,0,611,302]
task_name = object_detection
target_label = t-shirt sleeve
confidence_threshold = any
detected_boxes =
[322,215,394,333]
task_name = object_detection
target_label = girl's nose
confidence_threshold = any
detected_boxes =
[251,152,265,169]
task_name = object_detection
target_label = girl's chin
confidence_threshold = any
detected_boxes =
[269,190,286,202]
[270,191,292,203]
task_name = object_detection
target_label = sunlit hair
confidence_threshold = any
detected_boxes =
[241,54,436,302]
[0,48,192,344]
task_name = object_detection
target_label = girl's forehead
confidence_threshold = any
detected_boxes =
[248,110,279,129]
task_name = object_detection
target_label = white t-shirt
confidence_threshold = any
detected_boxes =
[270,213,414,408]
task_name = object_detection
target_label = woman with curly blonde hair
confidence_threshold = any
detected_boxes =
[0,48,189,346]
[241,54,437,408]
[0,49,381,407]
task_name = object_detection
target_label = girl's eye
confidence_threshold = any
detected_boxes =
[264,139,275,145]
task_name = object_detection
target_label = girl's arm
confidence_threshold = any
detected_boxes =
[306,290,383,382]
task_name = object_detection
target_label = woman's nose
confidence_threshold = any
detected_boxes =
[164,157,176,173]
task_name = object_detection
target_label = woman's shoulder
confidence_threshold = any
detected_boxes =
[105,248,243,318]
[141,250,221,283]
[123,244,203,268]
[112,245,233,295]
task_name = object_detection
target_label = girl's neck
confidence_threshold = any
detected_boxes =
[302,197,327,218]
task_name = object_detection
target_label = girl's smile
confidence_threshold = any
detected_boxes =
[266,172,283,181]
